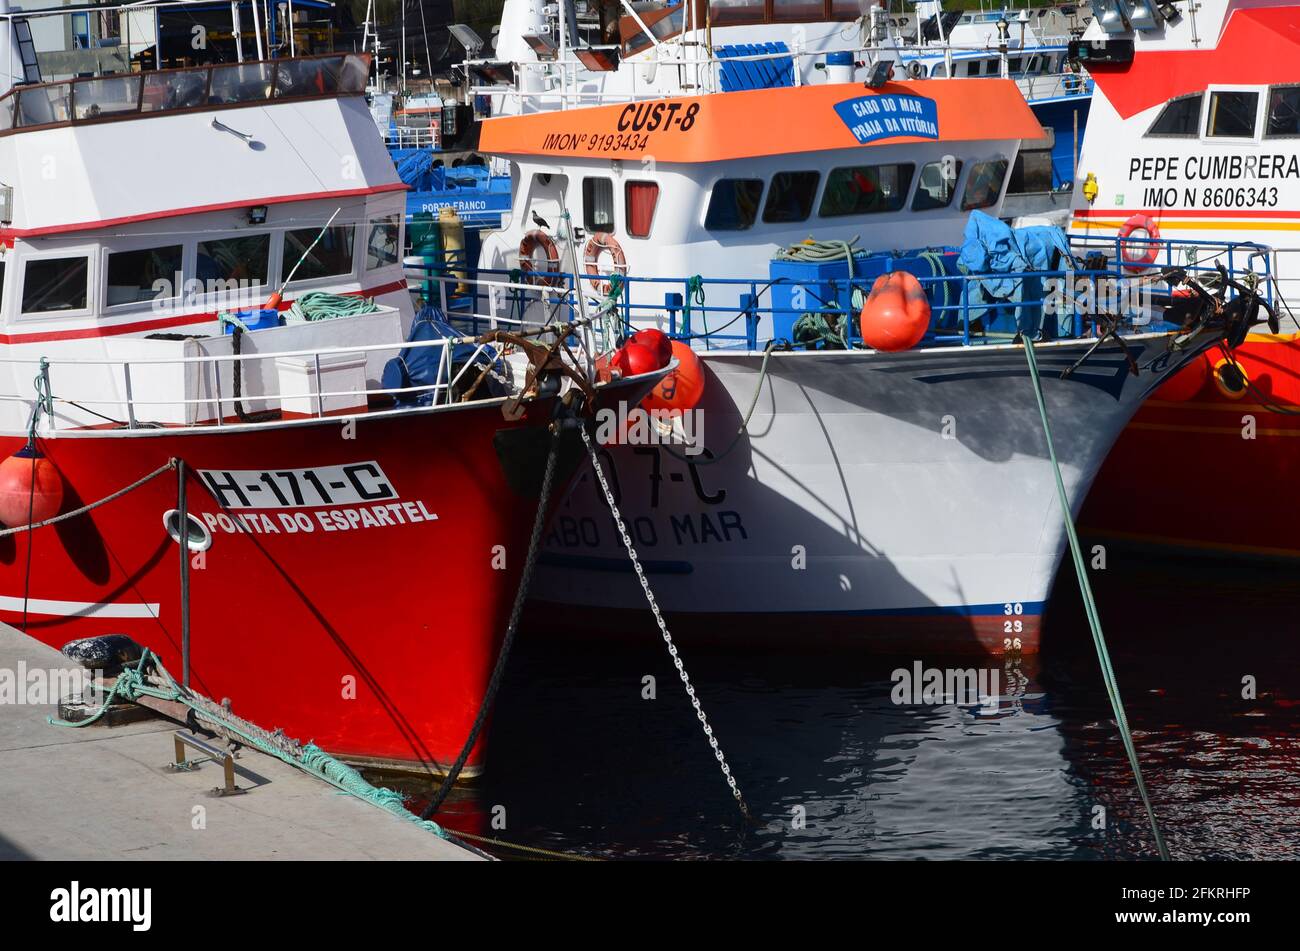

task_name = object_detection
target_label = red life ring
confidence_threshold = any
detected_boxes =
[1117,214,1160,273]
[518,229,562,286]
[583,232,628,296]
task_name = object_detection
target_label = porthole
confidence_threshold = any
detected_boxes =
[163,510,212,552]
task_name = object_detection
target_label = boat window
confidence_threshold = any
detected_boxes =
[283,226,356,282]
[141,70,209,113]
[930,63,947,77]
[820,163,915,217]
[197,235,270,286]
[1007,57,1022,73]
[912,159,962,210]
[106,245,183,306]
[625,181,660,238]
[1008,149,1054,195]
[275,56,346,98]
[1205,90,1258,138]
[705,178,764,231]
[583,178,616,233]
[208,63,274,105]
[16,84,71,127]
[366,216,402,269]
[961,159,1009,210]
[830,0,863,15]
[762,171,820,223]
[72,74,141,121]
[1265,85,1300,137]
[772,0,825,19]
[1146,93,1201,137]
[709,0,766,26]
[22,257,88,314]
[0,97,13,132]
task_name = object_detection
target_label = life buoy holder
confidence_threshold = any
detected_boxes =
[518,229,562,286]
[1212,355,1250,400]
[583,232,628,296]
[1117,214,1160,273]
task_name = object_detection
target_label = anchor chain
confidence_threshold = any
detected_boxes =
[579,425,751,821]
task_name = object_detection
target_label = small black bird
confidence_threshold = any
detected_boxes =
[531,210,550,230]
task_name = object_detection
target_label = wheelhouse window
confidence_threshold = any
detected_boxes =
[625,181,660,238]
[275,56,346,98]
[197,235,270,285]
[208,64,273,105]
[820,163,914,217]
[772,0,824,19]
[1265,85,1300,137]
[583,177,615,233]
[141,69,208,112]
[106,245,183,306]
[22,257,88,313]
[366,216,401,269]
[709,0,766,26]
[1205,90,1258,138]
[1147,93,1201,137]
[913,159,962,211]
[762,171,820,223]
[705,178,764,231]
[73,75,141,121]
[961,159,1009,210]
[283,226,356,282]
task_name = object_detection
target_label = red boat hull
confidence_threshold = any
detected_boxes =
[1082,334,1300,558]
[0,400,558,776]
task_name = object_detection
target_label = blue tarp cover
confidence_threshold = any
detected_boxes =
[957,210,1071,335]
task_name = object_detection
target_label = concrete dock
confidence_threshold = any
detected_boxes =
[0,623,479,861]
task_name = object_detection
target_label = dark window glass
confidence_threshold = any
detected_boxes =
[197,235,270,285]
[1008,150,1053,195]
[820,164,914,217]
[961,159,1009,210]
[283,226,356,282]
[705,178,764,231]
[141,69,208,112]
[583,178,615,233]
[762,171,820,223]
[366,217,401,269]
[22,257,88,313]
[106,245,183,306]
[275,56,347,98]
[913,159,962,210]
[1266,86,1300,137]
[709,0,765,26]
[208,63,273,105]
[1206,90,1258,137]
[1147,94,1202,137]
[772,0,825,19]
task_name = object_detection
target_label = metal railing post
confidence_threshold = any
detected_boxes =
[122,362,138,429]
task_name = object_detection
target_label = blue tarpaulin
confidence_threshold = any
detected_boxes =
[957,211,1071,336]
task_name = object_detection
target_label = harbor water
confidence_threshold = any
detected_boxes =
[405,551,1300,860]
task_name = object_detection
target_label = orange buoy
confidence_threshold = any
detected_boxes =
[0,444,64,528]
[630,328,673,369]
[642,340,705,413]
[613,341,661,379]
[860,271,931,352]
[1154,353,1210,402]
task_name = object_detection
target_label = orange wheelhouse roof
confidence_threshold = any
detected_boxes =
[479,80,1044,164]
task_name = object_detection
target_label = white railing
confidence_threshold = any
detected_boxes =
[5,334,510,434]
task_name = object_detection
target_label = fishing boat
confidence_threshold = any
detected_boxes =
[427,2,1269,654]
[1069,0,1300,560]
[0,0,655,777]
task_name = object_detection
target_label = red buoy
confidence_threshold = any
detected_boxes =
[612,341,661,379]
[642,340,706,413]
[0,444,65,528]
[630,328,673,368]
[1154,353,1210,402]
[860,271,931,352]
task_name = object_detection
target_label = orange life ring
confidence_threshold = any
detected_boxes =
[518,229,562,286]
[583,232,628,296]
[1117,214,1160,273]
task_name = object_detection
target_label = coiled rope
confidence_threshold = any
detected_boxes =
[1022,337,1169,860]
[285,291,380,323]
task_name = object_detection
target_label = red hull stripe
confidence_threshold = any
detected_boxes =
[0,279,409,344]
[0,182,409,242]
[1088,8,1300,119]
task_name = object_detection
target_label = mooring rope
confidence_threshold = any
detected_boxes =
[0,460,176,538]
[1022,337,1169,860]
[579,425,751,822]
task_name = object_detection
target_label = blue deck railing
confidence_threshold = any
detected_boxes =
[406,233,1273,351]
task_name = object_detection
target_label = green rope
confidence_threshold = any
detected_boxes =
[285,292,380,323]
[1022,338,1169,861]
[50,650,457,844]
[682,275,706,346]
